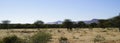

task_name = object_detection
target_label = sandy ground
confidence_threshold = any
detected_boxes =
[0,28,120,43]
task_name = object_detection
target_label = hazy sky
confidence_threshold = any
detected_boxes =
[0,0,120,23]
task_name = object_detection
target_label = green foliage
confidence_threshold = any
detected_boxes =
[60,37,68,41]
[90,23,97,28]
[0,15,119,29]
[31,32,52,43]
[94,35,105,43]
[2,35,22,43]
[63,19,73,30]
[1,20,10,29]
[0,40,4,43]
[34,20,44,28]
[2,20,10,24]
[34,20,44,25]
[59,37,69,43]
[77,21,86,28]
[98,20,108,28]
[111,15,120,31]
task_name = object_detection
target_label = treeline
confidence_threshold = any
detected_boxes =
[0,15,119,29]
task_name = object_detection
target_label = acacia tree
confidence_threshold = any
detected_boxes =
[1,20,10,29]
[34,20,44,28]
[90,23,97,28]
[62,19,73,31]
[77,21,86,28]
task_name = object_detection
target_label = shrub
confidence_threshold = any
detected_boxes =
[59,37,69,43]
[0,40,4,43]
[60,37,68,41]
[94,35,105,43]
[31,32,52,43]
[2,35,22,43]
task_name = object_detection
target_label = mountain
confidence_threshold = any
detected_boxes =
[83,19,99,24]
[46,21,63,24]
[46,19,99,24]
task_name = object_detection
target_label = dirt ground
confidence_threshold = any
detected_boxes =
[0,28,120,43]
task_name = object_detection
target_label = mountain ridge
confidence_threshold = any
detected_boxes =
[46,19,99,24]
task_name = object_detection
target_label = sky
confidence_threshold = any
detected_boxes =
[0,0,120,23]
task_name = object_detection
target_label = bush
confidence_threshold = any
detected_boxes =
[0,40,4,43]
[31,32,52,43]
[94,35,105,43]
[2,35,22,43]
[60,37,68,41]
[59,37,69,43]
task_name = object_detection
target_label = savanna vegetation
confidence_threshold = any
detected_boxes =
[0,15,119,30]
[0,15,119,43]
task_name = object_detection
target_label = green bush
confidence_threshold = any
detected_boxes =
[0,40,4,43]
[60,37,68,41]
[2,35,22,43]
[31,32,52,43]
[59,37,69,43]
[94,35,105,43]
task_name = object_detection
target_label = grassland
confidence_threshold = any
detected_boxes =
[0,28,120,43]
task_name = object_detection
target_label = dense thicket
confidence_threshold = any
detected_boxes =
[0,15,119,29]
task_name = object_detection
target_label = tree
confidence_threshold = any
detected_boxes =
[90,23,97,28]
[77,21,86,28]
[88,23,97,30]
[110,15,120,31]
[72,22,77,28]
[1,20,10,29]
[62,19,73,30]
[98,20,108,28]
[34,20,44,28]
[103,20,113,28]
[34,20,44,24]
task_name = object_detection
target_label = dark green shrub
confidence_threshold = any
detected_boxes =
[3,35,22,43]
[31,32,52,43]
[59,37,69,43]
[60,37,68,41]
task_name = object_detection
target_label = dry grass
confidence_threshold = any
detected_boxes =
[0,28,120,43]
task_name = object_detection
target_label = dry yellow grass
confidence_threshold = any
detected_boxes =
[0,28,120,43]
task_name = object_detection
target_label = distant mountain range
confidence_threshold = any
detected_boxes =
[83,19,99,24]
[46,19,99,24]
[46,21,63,24]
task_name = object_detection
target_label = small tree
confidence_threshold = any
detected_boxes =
[77,21,86,28]
[34,20,44,28]
[88,23,97,30]
[1,20,10,29]
[90,23,97,28]
[62,19,73,31]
